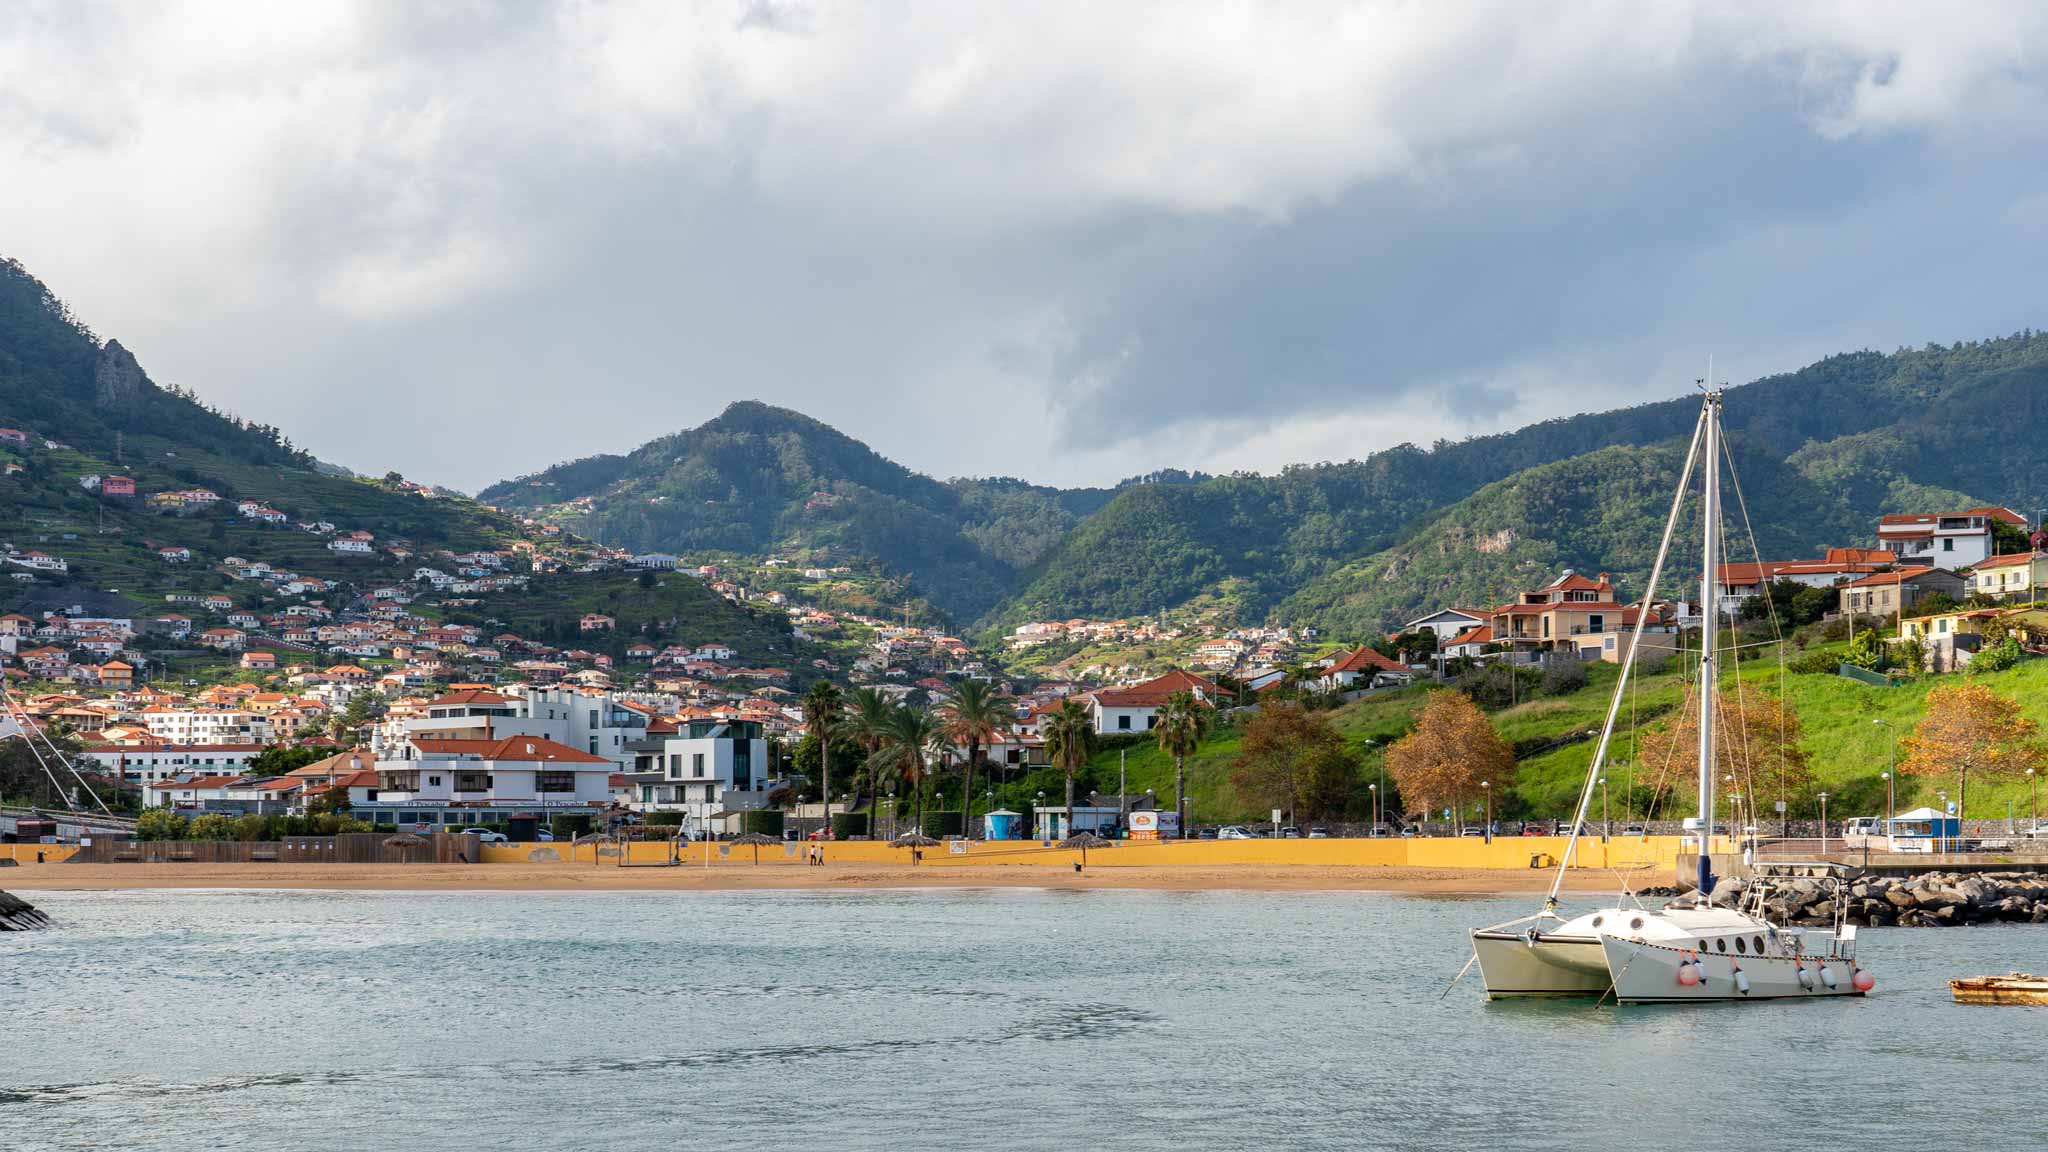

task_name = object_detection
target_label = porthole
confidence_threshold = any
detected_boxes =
[1698,940,1709,951]
[1630,917,1644,931]
[1735,937,1748,954]
[1715,938,1727,952]
[1591,915,1604,928]
[1753,936,1766,955]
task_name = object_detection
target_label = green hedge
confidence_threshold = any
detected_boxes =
[923,810,963,837]
[830,812,870,839]
[643,810,686,826]
[741,810,785,837]
[551,813,593,840]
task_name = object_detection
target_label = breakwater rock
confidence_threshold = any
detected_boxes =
[1748,872,2048,928]
[0,889,48,930]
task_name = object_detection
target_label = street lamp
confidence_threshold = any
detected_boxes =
[886,792,895,841]
[1881,772,1894,844]
[1818,790,1829,855]
[2030,767,2039,834]
[1363,738,1381,831]
[1480,780,1491,845]
[1035,790,1046,839]
[1937,789,1949,854]
[983,788,992,840]
[1369,782,1378,831]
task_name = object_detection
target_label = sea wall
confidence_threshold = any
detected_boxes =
[477,835,1689,871]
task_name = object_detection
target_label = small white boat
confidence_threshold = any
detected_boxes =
[1469,387,1874,1004]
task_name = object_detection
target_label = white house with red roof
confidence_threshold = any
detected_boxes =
[1319,645,1414,692]
[1084,669,1218,734]
[1487,570,1681,664]
[364,735,615,825]
[1965,550,2048,602]
[1400,607,1492,645]
[1877,507,2024,571]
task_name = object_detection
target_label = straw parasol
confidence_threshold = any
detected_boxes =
[1058,831,1109,869]
[730,831,779,865]
[892,831,940,864]
[382,833,426,848]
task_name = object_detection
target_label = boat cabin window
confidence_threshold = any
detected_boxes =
[1590,916,1603,928]
[1698,940,1708,951]
[1629,917,1644,931]
[1753,936,1766,955]
[1735,937,1747,954]
[1715,938,1727,952]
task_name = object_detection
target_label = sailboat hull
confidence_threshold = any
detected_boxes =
[1601,936,1865,1004]
[1471,930,1612,998]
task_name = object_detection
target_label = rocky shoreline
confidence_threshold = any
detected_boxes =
[1746,872,2048,928]
[0,889,48,930]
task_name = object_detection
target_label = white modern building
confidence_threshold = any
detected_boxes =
[620,718,783,834]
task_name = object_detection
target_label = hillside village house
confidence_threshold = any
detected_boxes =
[1965,550,2048,602]
[1896,607,1994,672]
[364,735,614,828]
[1711,548,1896,613]
[1084,669,1218,733]
[1319,646,1413,692]
[620,717,783,834]
[1400,607,1491,645]
[1876,507,2024,571]
[1837,566,1966,619]
[1486,571,1679,664]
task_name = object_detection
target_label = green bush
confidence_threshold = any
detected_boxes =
[922,810,963,837]
[1539,660,1588,696]
[643,810,686,827]
[135,808,189,841]
[232,813,274,842]
[830,812,870,839]
[550,813,593,840]
[188,814,236,841]
[1786,650,1838,675]
[740,809,785,837]
[1969,634,2024,675]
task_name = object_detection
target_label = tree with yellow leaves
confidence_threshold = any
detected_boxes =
[1900,681,2046,822]
[1384,690,1513,827]
[1636,688,1814,817]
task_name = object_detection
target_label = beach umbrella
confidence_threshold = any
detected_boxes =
[1059,831,1109,869]
[730,831,779,865]
[382,833,426,847]
[892,832,940,864]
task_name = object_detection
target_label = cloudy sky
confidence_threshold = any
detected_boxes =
[4,2,2045,492]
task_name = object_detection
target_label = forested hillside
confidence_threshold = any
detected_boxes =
[489,334,2048,640]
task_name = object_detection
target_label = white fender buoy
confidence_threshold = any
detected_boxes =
[1819,965,1838,989]
[1796,965,1816,990]
[1733,967,1751,995]
[1851,968,1875,992]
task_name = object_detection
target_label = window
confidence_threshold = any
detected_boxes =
[1943,538,1954,552]
[588,738,598,754]
[668,754,682,780]
[537,771,575,794]
[427,775,442,787]
[1145,715,1155,729]
[1118,715,1132,731]
[693,753,705,777]
[1753,936,1766,955]
[1715,938,1727,952]
[1735,936,1747,954]
[588,709,599,728]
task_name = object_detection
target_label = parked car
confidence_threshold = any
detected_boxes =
[1217,825,1254,840]
[459,828,508,842]
[1398,825,1420,838]
[1279,825,1303,839]
[535,830,555,842]
[1520,822,1550,836]
[1621,823,1646,836]
[1307,826,1331,839]
[1197,827,1220,840]
[1460,827,1487,838]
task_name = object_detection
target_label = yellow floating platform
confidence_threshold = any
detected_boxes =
[1951,973,2048,1005]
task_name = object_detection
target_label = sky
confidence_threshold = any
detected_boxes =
[3,2,2046,493]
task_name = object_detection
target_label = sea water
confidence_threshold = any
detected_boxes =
[2,887,2041,1151]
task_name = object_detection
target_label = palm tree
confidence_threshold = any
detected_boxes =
[802,679,844,837]
[940,679,1007,838]
[879,704,939,836]
[1042,697,1095,839]
[1155,690,1209,839]
[846,687,894,836]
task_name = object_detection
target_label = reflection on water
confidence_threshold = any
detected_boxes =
[1,887,2035,1151]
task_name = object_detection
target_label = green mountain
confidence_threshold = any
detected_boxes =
[487,334,2048,639]
[0,257,801,666]
[479,401,1136,621]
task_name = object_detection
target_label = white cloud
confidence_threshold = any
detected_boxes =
[1,2,2045,490]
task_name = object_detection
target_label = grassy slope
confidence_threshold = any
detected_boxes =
[437,571,817,671]
[1086,647,2048,825]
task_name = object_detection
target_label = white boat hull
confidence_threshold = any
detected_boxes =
[1600,936,1864,1004]
[1472,908,1869,1004]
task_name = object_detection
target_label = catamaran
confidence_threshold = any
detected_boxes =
[1469,386,1876,1003]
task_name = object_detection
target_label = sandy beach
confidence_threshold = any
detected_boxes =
[4,860,1664,894]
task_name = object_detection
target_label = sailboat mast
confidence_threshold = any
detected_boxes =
[1697,389,1720,891]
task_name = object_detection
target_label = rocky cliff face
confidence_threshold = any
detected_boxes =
[93,338,149,412]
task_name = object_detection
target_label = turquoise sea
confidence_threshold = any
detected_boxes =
[2,887,2040,1151]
